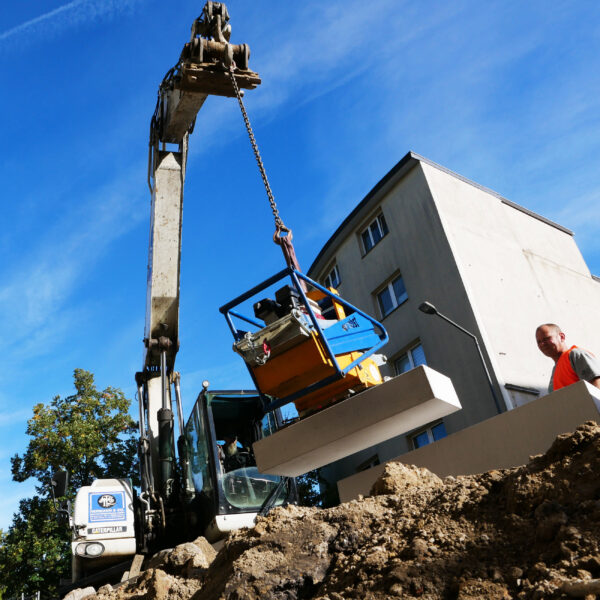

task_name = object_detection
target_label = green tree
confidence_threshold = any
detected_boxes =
[0,496,70,596]
[296,469,340,508]
[0,369,138,597]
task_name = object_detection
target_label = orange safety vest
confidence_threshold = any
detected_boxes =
[552,345,580,391]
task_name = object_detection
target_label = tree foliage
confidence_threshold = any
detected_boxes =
[0,497,70,597]
[11,369,138,491]
[0,369,138,597]
[296,468,340,508]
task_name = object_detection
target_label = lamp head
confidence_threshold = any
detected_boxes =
[418,301,438,315]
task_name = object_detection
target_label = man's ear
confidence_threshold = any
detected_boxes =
[559,332,566,341]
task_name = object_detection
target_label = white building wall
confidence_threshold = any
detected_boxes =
[311,163,504,479]
[309,153,600,487]
[421,162,600,397]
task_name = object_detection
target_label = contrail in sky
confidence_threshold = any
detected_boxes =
[0,0,141,43]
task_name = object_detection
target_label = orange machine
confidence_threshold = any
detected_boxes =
[221,269,388,417]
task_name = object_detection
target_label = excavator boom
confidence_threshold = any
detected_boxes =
[138,0,264,542]
[144,0,260,374]
[58,6,271,589]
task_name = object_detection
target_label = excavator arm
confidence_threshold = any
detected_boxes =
[135,0,261,550]
[144,1,260,375]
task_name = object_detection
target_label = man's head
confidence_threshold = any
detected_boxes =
[223,434,238,457]
[535,323,568,361]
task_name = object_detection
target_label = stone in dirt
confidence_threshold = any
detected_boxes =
[63,586,97,600]
[147,537,217,577]
[370,462,443,497]
[85,421,600,600]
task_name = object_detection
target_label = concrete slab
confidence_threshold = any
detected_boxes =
[253,365,461,477]
[336,380,600,502]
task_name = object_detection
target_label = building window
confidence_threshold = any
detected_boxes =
[504,383,539,408]
[376,274,408,317]
[323,264,341,289]
[394,342,427,375]
[361,213,389,254]
[411,421,447,450]
[356,454,380,473]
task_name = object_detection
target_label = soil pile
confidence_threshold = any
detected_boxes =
[81,421,600,599]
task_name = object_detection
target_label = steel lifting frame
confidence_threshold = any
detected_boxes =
[219,268,389,413]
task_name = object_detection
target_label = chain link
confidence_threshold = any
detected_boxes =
[228,66,286,232]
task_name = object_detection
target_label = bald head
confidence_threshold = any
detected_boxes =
[536,323,568,362]
[536,323,562,335]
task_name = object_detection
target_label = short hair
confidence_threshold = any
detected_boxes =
[535,323,562,335]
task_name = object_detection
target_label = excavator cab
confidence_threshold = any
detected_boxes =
[220,268,389,417]
[183,388,296,542]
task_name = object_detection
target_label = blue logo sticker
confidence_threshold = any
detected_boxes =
[89,491,126,523]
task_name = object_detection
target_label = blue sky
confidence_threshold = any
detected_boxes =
[1,0,599,530]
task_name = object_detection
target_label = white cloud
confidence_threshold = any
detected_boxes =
[185,0,464,202]
[0,166,146,362]
[239,0,461,124]
[0,0,144,46]
[0,409,31,426]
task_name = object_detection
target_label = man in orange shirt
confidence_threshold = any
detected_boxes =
[536,324,600,393]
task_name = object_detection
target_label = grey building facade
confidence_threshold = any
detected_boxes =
[307,152,600,485]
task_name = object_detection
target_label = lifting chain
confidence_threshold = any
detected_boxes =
[228,65,305,284]
[228,65,287,236]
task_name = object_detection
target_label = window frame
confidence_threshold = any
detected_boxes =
[504,383,539,408]
[355,454,380,473]
[360,213,389,255]
[409,420,447,450]
[394,341,426,376]
[323,263,341,290]
[375,273,408,318]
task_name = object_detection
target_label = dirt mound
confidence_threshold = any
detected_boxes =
[88,421,600,599]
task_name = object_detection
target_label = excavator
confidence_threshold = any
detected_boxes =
[51,2,461,589]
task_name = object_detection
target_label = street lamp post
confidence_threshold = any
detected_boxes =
[418,301,503,414]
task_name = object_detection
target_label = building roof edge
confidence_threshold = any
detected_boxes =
[307,151,419,275]
[307,151,573,276]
